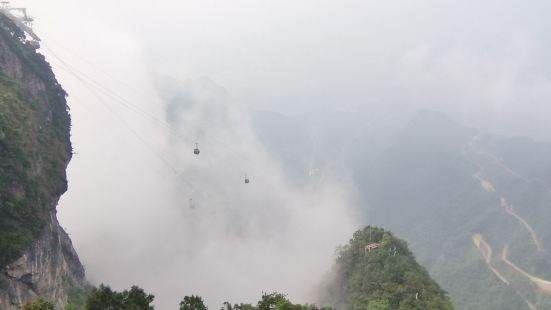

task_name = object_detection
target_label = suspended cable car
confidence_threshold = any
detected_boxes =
[193,143,200,155]
[244,174,250,184]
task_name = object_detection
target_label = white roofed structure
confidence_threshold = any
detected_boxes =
[0,1,40,45]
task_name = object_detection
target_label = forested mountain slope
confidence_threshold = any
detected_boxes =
[356,112,551,309]
[252,109,551,309]
[319,226,453,310]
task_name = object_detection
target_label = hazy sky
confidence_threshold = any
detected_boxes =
[14,0,551,308]
[25,0,551,137]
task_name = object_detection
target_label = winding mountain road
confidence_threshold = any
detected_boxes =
[502,245,551,293]
[500,198,543,252]
[464,135,550,309]
[472,234,510,285]
[465,135,544,252]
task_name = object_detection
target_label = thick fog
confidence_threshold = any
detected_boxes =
[17,0,551,308]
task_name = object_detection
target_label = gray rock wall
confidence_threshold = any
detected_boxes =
[0,214,86,309]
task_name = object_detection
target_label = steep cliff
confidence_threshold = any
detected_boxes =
[0,13,86,309]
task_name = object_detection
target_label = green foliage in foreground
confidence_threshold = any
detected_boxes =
[22,299,54,310]
[52,227,453,310]
[180,295,208,310]
[33,227,454,310]
[216,292,333,310]
[320,226,454,310]
[64,285,92,310]
[60,287,331,310]
[84,284,154,310]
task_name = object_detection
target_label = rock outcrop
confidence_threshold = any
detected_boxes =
[0,214,85,309]
[0,12,87,309]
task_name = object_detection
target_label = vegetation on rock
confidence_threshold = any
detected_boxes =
[0,13,71,268]
[22,299,55,310]
[320,226,454,310]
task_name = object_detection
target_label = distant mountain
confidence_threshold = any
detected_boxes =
[251,109,551,309]
[319,226,453,310]
[354,111,551,309]
[250,108,408,186]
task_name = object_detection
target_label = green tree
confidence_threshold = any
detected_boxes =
[233,303,257,310]
[124,286,155,310]
[257,292,291,310]
[367,299,390,310]
[180,295,208,310]
[86,285,123,310]
[85,284,154,310]
[222,292,333,310]
[22,299,54,310]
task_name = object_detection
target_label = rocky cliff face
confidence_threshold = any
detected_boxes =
[0,214,85,309]
[0,13,87,309]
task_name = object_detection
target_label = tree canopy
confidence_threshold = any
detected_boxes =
[319,226,454,310]
[85,284,154,310]
[22,299,54,310]
[180,295,208,310]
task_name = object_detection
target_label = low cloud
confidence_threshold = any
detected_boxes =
[61,75,360,309]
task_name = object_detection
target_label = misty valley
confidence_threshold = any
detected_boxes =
[2,1,551,310]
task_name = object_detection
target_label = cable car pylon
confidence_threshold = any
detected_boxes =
[0,2,41,48]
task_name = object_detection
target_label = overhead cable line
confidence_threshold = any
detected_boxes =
[41,40,252,184]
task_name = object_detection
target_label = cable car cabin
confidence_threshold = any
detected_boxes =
[193,143,200,155]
